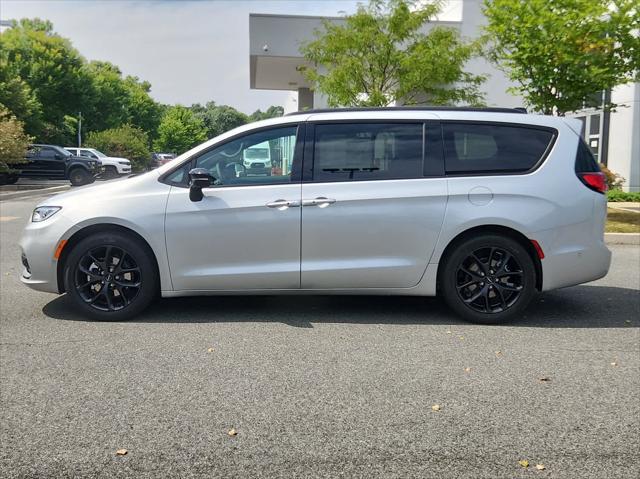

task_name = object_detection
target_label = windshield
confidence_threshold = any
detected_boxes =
[57,147,72,157]
[90,149,107,158]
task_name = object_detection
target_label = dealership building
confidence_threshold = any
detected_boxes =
[249,0,639,191]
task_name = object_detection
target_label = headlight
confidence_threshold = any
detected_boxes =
[32,206,61,222]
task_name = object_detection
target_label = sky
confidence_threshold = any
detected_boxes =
[0,0,462,114]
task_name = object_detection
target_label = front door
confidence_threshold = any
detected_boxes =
[37,146,66,178]
[165,124,303,291]
[301,121,447,289]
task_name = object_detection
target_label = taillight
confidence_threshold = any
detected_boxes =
[578,172,607,194]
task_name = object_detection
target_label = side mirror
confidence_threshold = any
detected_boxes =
[188,168,214,202]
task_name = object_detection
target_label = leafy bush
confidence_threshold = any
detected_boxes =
[0,104,31,173]
[599,164,625,190]
[154,106,207,154]
[85,124,150,171]
[607,190,640,202]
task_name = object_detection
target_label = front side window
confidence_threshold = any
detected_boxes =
[39,148,56,159]
[165,126,299,187]
[312,123,423,182]
[443,123,555,174]
[197,126,298,186]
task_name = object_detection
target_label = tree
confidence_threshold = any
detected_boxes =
[191,102,248,139]
[0,104,31,174]
[483,0,639,115]
[300,0,486,107]
[154,106,207,154]
[0,18,90,144]
[85,125,150,171]
[83,61,162,137]
[249,105,284,121]
[0,63,43,135]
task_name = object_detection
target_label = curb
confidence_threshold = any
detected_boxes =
[605,233,640,245]
[0,185,70,201]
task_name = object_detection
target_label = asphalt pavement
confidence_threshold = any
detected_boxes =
[1,194,639,478]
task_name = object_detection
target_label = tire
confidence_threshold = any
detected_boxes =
[63,231,158,321]
[0,173,18,185]
[69,168,93,186]
[104,166,118,179]
[440,234,537,324]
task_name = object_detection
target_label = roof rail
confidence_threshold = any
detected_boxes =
[286,106,527,116]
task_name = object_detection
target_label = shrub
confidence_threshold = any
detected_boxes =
[0,104,31,173]
[607,190,640,202]
[154,106,207,154]
[85,124,150,171]
[599,164,625,190]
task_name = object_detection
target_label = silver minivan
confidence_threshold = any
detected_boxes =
[20,108,611,323]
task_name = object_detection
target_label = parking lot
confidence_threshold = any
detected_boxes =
[1,193,639,478]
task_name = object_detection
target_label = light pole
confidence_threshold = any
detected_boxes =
[77,112,82,147]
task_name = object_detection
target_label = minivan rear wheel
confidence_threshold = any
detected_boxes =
[440,235,536,324]
[64,231,158,321]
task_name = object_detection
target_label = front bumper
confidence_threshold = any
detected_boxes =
[19,213,73,294]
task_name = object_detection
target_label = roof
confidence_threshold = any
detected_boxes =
[286,106,527,116]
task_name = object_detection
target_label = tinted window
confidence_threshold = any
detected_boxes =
[443,123,554,174]
[39,148,56,159]
[26,146,40,157]
[575,139,601,172]
[312,123,423,182]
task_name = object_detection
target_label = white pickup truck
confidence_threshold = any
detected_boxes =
[65,147,132,178]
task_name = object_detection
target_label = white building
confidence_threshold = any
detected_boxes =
[249,0,639,191]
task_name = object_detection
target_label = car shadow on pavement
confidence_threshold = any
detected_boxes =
[41,284,639,328]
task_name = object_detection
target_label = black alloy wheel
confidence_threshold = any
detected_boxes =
[64,231,158,321]
[74,245,141,312]
[440,234,537,324]
[455,246,524,314]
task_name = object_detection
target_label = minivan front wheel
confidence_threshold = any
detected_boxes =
[64,231,158,321]
[440,235,536,324]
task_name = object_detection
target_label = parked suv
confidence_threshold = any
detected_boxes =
[1,144,101,186]
[19,108,611,323]
[65,147,131,178]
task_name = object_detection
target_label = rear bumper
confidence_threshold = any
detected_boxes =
[541,241,611,291]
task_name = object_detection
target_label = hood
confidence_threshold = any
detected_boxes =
[105,156,130,162]
[36,170,159,208]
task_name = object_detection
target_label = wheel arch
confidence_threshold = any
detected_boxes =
[56,223,160,294]
[436,224,543,292]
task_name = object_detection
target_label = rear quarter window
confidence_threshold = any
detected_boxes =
[443,123,555,174]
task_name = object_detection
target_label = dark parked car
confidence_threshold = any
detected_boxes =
[0,144,102,186]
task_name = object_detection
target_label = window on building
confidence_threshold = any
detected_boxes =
[589,114,601,135]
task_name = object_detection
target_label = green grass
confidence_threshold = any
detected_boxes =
[606,208,640,233]
[607,190,640,202]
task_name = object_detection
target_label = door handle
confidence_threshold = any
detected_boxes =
[302,197,337,208]
[266,199,301,210]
